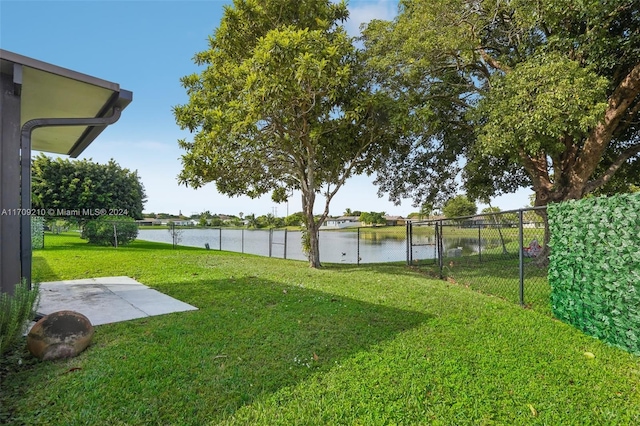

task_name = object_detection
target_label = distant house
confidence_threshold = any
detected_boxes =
[406,215,445,222]
[218,214,234,224]
[322,216,362,229]
[462,215,518,228]
[170,219,197,226]
[466,215,488,228]
[383,216,406,226]
[136,218,162,226]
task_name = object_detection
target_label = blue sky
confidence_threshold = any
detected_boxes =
[1,0,531,218]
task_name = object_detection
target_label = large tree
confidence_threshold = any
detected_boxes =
[363,0,640,247]
[442,195,477,219]
[174,0,394,267]
[32,154,146,221]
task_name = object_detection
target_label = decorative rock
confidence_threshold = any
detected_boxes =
[27,310,94,360]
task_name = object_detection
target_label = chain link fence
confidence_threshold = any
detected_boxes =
[90,211,551,312]
[137,224,410,264]
[408,208,550,314]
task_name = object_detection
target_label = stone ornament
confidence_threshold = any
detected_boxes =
[27,310,94,360]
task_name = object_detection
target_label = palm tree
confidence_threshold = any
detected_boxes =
[246,213,257,228]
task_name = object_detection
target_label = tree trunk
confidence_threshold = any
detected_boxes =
[522,62,640,254]
[487,202,508,254]
[533,205,551,266]
[307,220,321,268]
[301,183,322,268]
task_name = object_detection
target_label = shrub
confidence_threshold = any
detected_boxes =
[83,215,138,246]
[0,279,40,355]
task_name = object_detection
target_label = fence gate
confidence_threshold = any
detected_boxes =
[406,221,440,267]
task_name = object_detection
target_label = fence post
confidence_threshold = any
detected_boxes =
[406,222,412,265]
[269,228,273,257]
[113,223,118,248]
[284,229,288,259]
[242,228,244,253]
[478,224,482,262]
[357,227,361,266]
[518,210,525,306]
[437,221,443,279]
[219,228,222,251]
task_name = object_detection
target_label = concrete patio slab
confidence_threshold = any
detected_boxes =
[35,276,198,326]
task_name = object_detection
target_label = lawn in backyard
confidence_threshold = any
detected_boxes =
[1,233,639,425]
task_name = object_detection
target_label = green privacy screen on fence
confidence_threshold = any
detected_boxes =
[548,193,640,355]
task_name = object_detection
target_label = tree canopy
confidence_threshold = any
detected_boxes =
[442,195,477,219]
[363,0,640,227]
[32,154,146,221]
[359,211,386,226]
[174,0,395,267]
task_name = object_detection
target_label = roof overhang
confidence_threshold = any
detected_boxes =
[0,49,132,157]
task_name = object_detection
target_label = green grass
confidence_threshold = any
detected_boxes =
[2,233,640,425]
[413,223,549,315]
[418,253,552,315]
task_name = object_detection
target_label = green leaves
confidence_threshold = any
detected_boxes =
[242,25,353,122]
[363,0,640,210]
[0,279,39,355]
[443,195,477,219]
[174,0,394,267]
[548,193,640,354]
[31,154,146,221]
[476,53,609,159]
[174,1,373,195]
[82,215,139,247]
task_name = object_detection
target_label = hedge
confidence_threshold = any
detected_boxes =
[82,215,138,247]
[548,193,640,355]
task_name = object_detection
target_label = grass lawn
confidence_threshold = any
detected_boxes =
[2,233,640,425]
[417,253,552,316]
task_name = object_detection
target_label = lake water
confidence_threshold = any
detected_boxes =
[137,228,497,264]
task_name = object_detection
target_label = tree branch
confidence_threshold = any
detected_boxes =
[613,98,640,138]
[319,111,382,221]
[576,62,640,181]
[477,48,512,73]
[518,148,553,203]
[557,134,578,181]
[584,144,640,194]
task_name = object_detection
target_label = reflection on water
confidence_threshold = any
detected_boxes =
[137,228,511,264]
[443,237,513,256]
[358,230,407,244]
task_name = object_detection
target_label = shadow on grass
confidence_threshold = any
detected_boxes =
[3,276,431,425]
[31,256,60,283]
